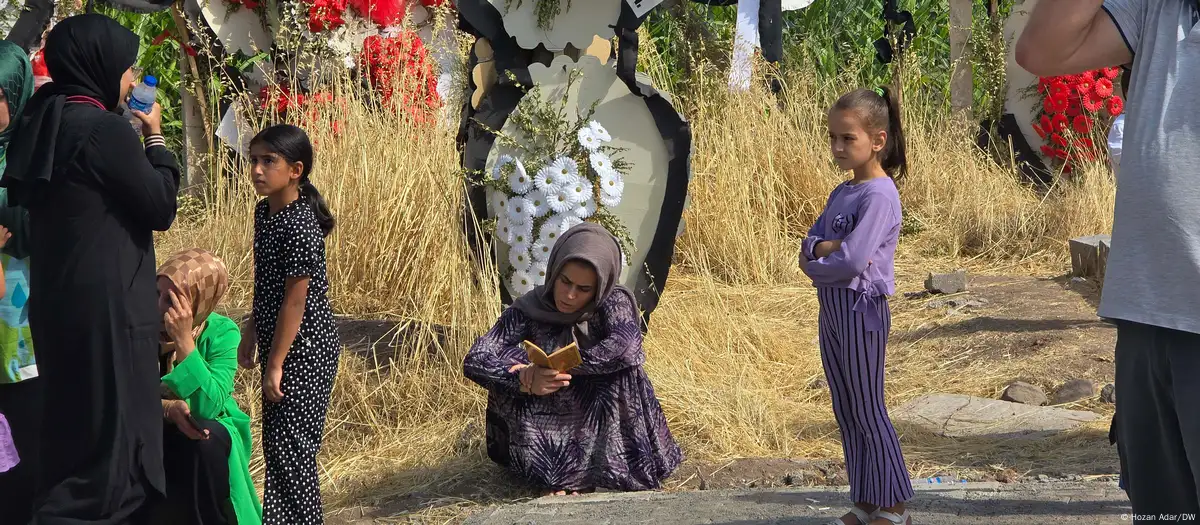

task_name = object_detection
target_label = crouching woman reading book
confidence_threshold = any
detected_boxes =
[464,223,682,495]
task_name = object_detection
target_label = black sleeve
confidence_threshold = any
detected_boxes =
[89,116,181,232]
[0,199,31,260]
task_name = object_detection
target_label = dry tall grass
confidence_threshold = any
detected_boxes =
[157,45,1117,519]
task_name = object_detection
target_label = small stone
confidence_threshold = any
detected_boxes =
[1101,383,1116,404]
[808,378,828,390]
[1069,234,1112,278]
[1001,381,1048,406]
[924,270,968,294]
[1052,379,1098,405]
[1037,474,1051,483]
[995,468,1020,483]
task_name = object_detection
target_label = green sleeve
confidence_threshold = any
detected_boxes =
[162,314,241,420]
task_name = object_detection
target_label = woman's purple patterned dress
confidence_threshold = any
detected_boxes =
[464,291,683,491]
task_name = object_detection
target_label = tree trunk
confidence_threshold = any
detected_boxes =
[949,0,973,118]
[171,5,211,192]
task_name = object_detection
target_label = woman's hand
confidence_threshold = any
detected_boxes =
[131,102,163,137]
[813,240,842,259]
[163,399,208,440]
[163,289,194,351]
[519,365,571,396]
[0,225,10,249]
[238,321,257,370]
[263,364,284,403]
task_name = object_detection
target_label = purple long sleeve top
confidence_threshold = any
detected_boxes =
[801,177,902,298]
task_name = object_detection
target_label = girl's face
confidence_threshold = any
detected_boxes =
[553,261,598,314]
[249,143,303,196]
[827,108,886,172]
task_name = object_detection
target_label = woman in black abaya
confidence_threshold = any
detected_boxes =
[1,14,180,523]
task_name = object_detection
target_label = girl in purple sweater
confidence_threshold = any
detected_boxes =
[801,88,912,525]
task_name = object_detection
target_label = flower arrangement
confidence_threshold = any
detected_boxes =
[1031,67,1124,173]
[359,32,441,122]
[476,71,634,296]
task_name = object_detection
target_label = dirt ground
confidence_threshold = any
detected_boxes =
[324,271,1121,523]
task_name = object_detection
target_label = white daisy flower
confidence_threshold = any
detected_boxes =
[599,171,624,197]
[587,121,612,142]
[534,166,562,194]
[507,160,533,194]
[589,152,616,177]
[560,215,584,233]
[546,157,579,182]
[531,261,549,285]
[531,238,554,262]
[547,187,576,214]
[509,270,535,296]
[574,198,597,219]
[538,220,563,246]
[492,154,515,181]
[496,215,513,243]
[577,127,602,151]
[508,244,533,272]
[510,222,535,247]
[565,179,593,204]
[525,189,550,217]
[506,197,534,226]
[599,192,622,208]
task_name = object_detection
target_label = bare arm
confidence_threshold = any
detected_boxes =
[268,277,309,371]
[1015,0,1132,76]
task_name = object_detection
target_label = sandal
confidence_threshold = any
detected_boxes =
[826,506,874,525]
[874,510,911,525]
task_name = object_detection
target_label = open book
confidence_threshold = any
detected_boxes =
[523,340,582,372]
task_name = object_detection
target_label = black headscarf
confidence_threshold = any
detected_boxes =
[0,14,139,205]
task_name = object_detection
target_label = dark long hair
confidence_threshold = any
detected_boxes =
[250,124,336,236]
[832,87,908,181]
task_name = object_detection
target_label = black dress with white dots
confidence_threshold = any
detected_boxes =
[252,198,341,525]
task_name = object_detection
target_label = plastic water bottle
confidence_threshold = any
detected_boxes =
[128,75,158,114]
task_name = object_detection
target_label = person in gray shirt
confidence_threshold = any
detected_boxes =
[1018,0,1200,517]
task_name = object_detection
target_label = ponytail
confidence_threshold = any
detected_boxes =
[878,86,908,181]
[251,124,337,237]
[831,87,908,181]
[300,178,336,237]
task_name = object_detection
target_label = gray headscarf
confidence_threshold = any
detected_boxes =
[513,222,637,349]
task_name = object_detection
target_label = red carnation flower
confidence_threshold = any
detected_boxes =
[1072,114,1093,134]
[1051,133,1069,148]
[1080,70,1097,82]
[1033,123,1048,139]
[420,0,447,5]
[1103,66,1121,79]
[244,0,260,8]
[1050,80,1070,97]
[1051,113,1069,133]
[1041,145,1056,158]
[1082,91,1104,112]
[1040,115,1053,132]
[1067,98,1082,117]
[1054,148,1070,160]
[1094,77,1114,98]
[1107,96,1124,116]
[1074,79,1093,97]
[349,0,406,26]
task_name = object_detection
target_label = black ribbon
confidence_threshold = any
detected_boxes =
[873,0,916,64]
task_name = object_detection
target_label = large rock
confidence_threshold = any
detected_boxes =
[1069,234,1111,278]
[892,394,1100,439]
[1097,239,1110,279]
[925,270,968,294]
[1052,379,1097,405]
[1101,383,1116,404]
[1001,381,1047,406]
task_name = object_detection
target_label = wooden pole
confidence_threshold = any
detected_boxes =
[949,0,973,118]
[170,5,211,191]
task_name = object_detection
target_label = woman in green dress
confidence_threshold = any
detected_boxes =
[152,248,263,525]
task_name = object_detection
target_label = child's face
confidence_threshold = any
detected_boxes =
[827,108,886,172]
[249,143,303,197]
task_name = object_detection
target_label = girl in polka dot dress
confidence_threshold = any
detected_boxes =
[238,124,339,525]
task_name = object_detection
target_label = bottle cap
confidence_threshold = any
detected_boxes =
[144,75,158,87]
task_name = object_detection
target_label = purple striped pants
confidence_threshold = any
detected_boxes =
[817,286,914,508]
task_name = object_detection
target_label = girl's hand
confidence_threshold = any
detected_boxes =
[814,240,842,259]
[163,289,193,348]
[520,365,571,396]
[238,336,257,369]
[163,400,209,440]
[263,364,285,403]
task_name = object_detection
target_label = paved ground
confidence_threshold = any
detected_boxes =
[465,482,1133,524]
